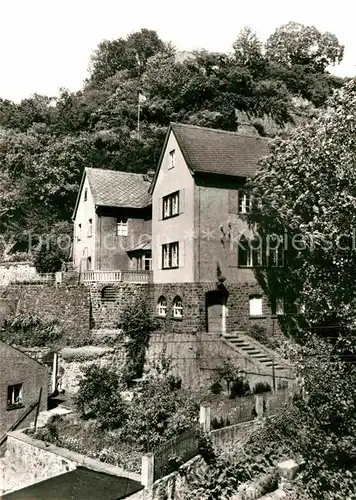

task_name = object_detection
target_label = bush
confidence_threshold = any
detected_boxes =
[210,380,223,395]
[253,382,272,394]
[75,365,128,430]
[121,299,158,386]
[230,378,251,399]
[34,241,67,273]
[121,378,199,451]
[1,313,63,347]
[249,324,279,350]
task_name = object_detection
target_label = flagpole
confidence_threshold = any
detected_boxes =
[137,96,141,140]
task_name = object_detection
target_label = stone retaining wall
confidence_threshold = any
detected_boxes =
[1,430,141,496]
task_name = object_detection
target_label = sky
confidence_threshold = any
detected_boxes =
[1,0,355,102]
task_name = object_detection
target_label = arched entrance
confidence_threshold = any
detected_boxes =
[206,287,229,334]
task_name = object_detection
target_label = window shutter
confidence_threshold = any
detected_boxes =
[179,189,185,214]
[228,190,238,214]
[179,240,185,268]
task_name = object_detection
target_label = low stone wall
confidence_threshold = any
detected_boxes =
[0,261,38,287]
[1,430,141,496]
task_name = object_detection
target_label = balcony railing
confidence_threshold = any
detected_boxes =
[81,269,152,284]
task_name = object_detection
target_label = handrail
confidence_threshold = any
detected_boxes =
[0,398,40,447]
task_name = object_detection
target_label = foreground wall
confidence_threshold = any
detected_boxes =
[1,431,141,496]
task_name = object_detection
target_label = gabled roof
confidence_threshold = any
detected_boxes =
[72,168,152,219]
[149,123,269,193]
[171,123,269,177]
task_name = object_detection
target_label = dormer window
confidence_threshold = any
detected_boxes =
[84,188,88,202]
[169,150,176,169]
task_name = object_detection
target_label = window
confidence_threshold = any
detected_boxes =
[88,219,93,237]
[249,296,263,317]
[77,223,82,242]
[173,296,183,318]
[272,297,284,316]
[238,236,284,268]
[7,384,23,409]
[238,191,252,214]
[169,149,176,169]
[137,255,152,271]
[163,191,180,219]
[84,188,88,201]
[117,218,128,236]
[157,296,167,317]
[162,242,179,269]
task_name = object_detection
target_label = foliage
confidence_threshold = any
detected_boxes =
[120,298,158,386]
[247,79,356,339]
[266,22,344,72]
[210,416,231,430]
[209,380,223,395]
[214,360,245,394]
[34,240,67,273]
[0,25,345,250]
[121,377,199,451]
[29,414,142,473]
[249,323,280,350]
[230,378,251,398]
[75,365,128,430]
[1,313,63,347]
[253,382,272,394]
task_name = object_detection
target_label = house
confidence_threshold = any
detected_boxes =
[72,124,284,335]
[0,342,48,451]
[72,168,152,282]
[149,123,281,333]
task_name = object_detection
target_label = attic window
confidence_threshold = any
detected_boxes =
[84,188,88,202]
[117,218,128,236]
[169,150,176,169]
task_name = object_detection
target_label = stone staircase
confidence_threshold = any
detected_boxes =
[221,332,293,379]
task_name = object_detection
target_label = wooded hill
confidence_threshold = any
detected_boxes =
[0,22,346,256]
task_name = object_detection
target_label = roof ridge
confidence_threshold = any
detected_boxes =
[171,122,267,140]
[86,167,148,177]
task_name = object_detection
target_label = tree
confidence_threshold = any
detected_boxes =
[76,365,128,429]
[266,22,344,72]
[247,79,356,338]
[120,299,158,385]
[233,27,264,69]
[89,29,168,84]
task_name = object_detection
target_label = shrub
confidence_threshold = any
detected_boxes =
[210,380,223,395]
[215,360,244,393]
[1,313,63,347]
[34,241,67,273]
[121,299,158,386]
[75,365,128,430]
[249,324,279,350]
[253,382,272,394]
[230,378,251,399]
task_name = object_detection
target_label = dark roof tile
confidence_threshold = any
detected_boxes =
[171,123,269,178]
[86,168,151,209]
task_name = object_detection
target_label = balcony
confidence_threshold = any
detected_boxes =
[81,269,152,284]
